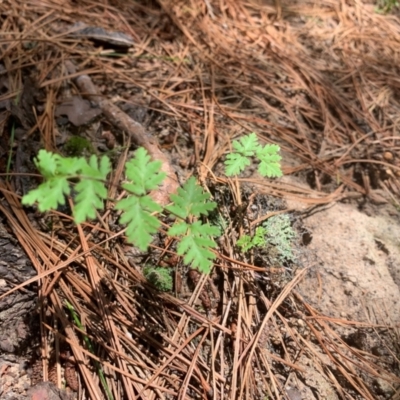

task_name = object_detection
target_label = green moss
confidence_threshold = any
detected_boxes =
[64,136,94,156]
[263,214,296,263]
[375,0,399,13]
[143,266,173,292]
[237,214,296,264]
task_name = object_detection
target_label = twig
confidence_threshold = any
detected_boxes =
[64,60,179,206]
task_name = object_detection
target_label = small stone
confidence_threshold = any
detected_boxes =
[383,151,393,161]
[375,377,395,397]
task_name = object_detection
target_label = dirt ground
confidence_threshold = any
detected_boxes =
[289,179,400,399]
[1,0,400,399]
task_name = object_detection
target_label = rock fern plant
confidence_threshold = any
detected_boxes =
[22,147,219,273]
[22,132,282,277]
[224,132,282,178]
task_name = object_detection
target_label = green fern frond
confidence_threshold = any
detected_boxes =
[174,221,219,273]
[73,155,111,223]
[22,176,70,212]
[116,195,162,251]
[166,177,216,219]
[256,145,282,178]
[224,153,251,176]
[115,148,166,251]
[166,179,219,273]
[225,133,260,176]
[236,234,253,252]
[224,132,282,178]
[237,226,267,252]
[124,147,166,195]
[252,226,268,246]
[232,132,260,157]
[21,150,111,220]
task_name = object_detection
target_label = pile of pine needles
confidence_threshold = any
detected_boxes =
[0,0,400,398]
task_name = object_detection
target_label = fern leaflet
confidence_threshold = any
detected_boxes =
[166,176,216,219]
[73,155,111,223]
[224,132,282,178]
[170,221,219,273]
[21,150,111,220]
[115,148,165,251]
[123,147,166,195]
[225,133,260,176]
[256,145,282,177]
[116,195,162,251]
[232,132,260,156]
[22,176,70,212]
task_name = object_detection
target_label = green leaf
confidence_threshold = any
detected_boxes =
[237,227,268,252]
[175,221,219,273]
[224,133,282,178]
[72,156,111,223]
[115,195,162,251]
[236,234,253,252]
[124,147,166,196]
[168,221,189,236]
[225,153,251,176]
[224,133,260,176]
[74,179,108,223]
[232,133,260,157]
[22,150,111,219]
[114,147,166,250]
[22,177,70,211]
[166,177,216,219]
[56,155,86,176]
[99,155,112,178]
[252,226,267,247]
[177,235,216,273]
[256,144,282,177]
[33,150,59,178]
[189,220,220,237]
[33,150,85,178]
[22,150,74,211]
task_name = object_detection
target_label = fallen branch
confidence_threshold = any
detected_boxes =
[64,60,179,206]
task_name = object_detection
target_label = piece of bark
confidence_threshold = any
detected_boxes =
[64,60,179,206]
[0,222,36,354]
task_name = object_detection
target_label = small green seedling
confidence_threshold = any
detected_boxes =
[237,226,267,252]
[22,133,282,275]
[166,177,219,273]
[114,147,166,251]
[22,148,219,273]
[224,133,282,178]
[237,215,296,263]
[21,150,111,224]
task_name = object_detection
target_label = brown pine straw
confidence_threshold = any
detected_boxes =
[1,0,400,398]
